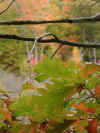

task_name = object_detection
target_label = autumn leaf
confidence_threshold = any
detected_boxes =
[72,103,88,113]
[0,108,12,122]
[4,109,12,122]
[87,107,95,113]
[80,64,100,78]
[95,85,100,97]
[73,119,88,132]
[73,103,95,114]
[87,118,98,133]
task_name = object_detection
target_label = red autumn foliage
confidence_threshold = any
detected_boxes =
[72,103,88,113]
[87,118,98,133]
[87,108,95,113]
[72,103,95,114]
[95,85,100,97]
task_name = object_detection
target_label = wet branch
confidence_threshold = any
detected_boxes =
[0,33,100,48]
[0,14,100,25]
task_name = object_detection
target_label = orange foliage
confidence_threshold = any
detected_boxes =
[0,109,12,121]
[87,118,98,133]
[80,64,100,78]
[73,118,86,131]
[72,103,88,113]
[72,103,95,113]
[4,109,12,122]
[87,108,95,113]
[72,103,98,132]
[95,85,100,97]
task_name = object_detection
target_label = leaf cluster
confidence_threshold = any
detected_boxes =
[0,58,98,132]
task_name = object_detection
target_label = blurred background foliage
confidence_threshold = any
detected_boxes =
[0,0,100,75]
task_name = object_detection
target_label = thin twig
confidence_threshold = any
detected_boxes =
[0,0,15,15]
[50,44,62,59]
[30,37,38,55]
[30,32,58,54]
[0,14,100,25]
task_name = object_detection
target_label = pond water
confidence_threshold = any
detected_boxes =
[0,69,25,95]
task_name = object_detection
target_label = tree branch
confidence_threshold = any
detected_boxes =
[0,14,100,25]
[50,44,62,59]
[0,0,15,16]
[0,33,100,48]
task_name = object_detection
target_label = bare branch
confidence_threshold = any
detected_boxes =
[0,33,100,48]
[50,44,62,59]
[0,14,100,25]
[0,0,15,16]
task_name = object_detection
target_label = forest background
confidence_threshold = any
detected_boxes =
[1,0,100,75]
